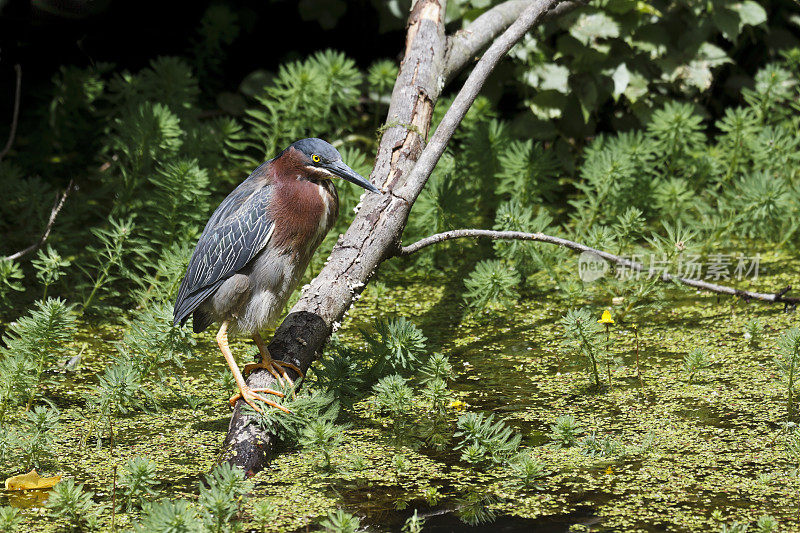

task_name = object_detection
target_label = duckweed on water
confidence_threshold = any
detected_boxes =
[0,252,799,531]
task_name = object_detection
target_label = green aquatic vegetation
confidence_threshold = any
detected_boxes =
[463,259,520,311]
[134,499,201,533]
[78,215,146,313]
[117,456,159,512]
[0,259,25,310]
[318,509,360,533]
[548,415,583,448]
[744,318,764,347]
[19,406,60,469]
[314,344,367,408]
[45,478,101,531]
[419,352,453,384]
[84,358,151,449]
[372,374,414,443]
[251,500,278,533]
[253,389,339,444]
[559,308,605,387]
[755,515,779,532]
[454,412,521,466]
[392,454,410,481]
[684,348,712,383]
[363,317,427,378]
[0,506,22,533]
[775,327,800,420]
[241,50,362,164]
[0,297,76,414]
[508,452,546,489]
[32,246,70,299]
[300,420,346,471]
[118,301,196,379]
[402,510,425,533]
[720,522,750,533]
[581,431,625,458]
[199,463,252,532]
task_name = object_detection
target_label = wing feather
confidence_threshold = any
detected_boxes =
[173,164,275,326]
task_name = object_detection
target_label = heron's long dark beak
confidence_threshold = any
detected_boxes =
[329,160,379,193]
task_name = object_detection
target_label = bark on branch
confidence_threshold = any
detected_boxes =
[397,229,800,306]
[222,0,567,474]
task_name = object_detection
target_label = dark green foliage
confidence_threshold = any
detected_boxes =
[300,420,346,470]
[118,302,196,378]
[32,246,70,299]
[559,308,606,387]
[241,50,362,164]
[684,348,712,383]
[0,259,25,310]
[581,431,624,458]
[372,374,414,441]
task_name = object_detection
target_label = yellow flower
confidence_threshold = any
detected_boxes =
[598,309,615,325]
[449,400,466,410]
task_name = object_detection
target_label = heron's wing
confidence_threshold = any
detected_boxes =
[173,164,275,326]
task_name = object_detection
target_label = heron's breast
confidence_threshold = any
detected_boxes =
[269,178,338,256]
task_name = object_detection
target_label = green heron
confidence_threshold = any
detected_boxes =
[173,138,379,413]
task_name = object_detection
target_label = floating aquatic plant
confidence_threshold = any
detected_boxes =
[776,327,800,420]
[454,412,521,466]
[684,348,711,383]
[549,415,583,448]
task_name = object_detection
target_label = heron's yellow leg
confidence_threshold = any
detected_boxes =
[216,321,290,414]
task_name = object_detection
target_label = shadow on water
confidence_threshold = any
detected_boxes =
[420,506,599,532]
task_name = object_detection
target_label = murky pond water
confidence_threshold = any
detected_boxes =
[2,253,800,531]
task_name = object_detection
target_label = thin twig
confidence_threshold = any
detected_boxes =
[0,64,22,162]
[397,228,800,305]
[2,179,74,261]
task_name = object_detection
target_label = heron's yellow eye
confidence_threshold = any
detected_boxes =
[312,154,321,163]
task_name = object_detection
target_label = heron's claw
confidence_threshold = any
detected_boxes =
[243,359,303,387]
[229,385,291,414]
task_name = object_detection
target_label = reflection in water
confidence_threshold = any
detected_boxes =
[1,488,51,509]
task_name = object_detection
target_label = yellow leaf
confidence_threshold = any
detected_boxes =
[4,469,62,491]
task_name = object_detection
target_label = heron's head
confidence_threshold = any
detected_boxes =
[288,138,379,193]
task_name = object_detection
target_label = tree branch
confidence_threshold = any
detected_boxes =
[397,0,567,205]
[397,229,800,306]
[222,0,568,475]
[0,64,22,162]
[443,0,581,82]
[2,180,74,262]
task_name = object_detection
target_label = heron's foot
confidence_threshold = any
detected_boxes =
[243,359,303,387]
[229,385,291,414]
